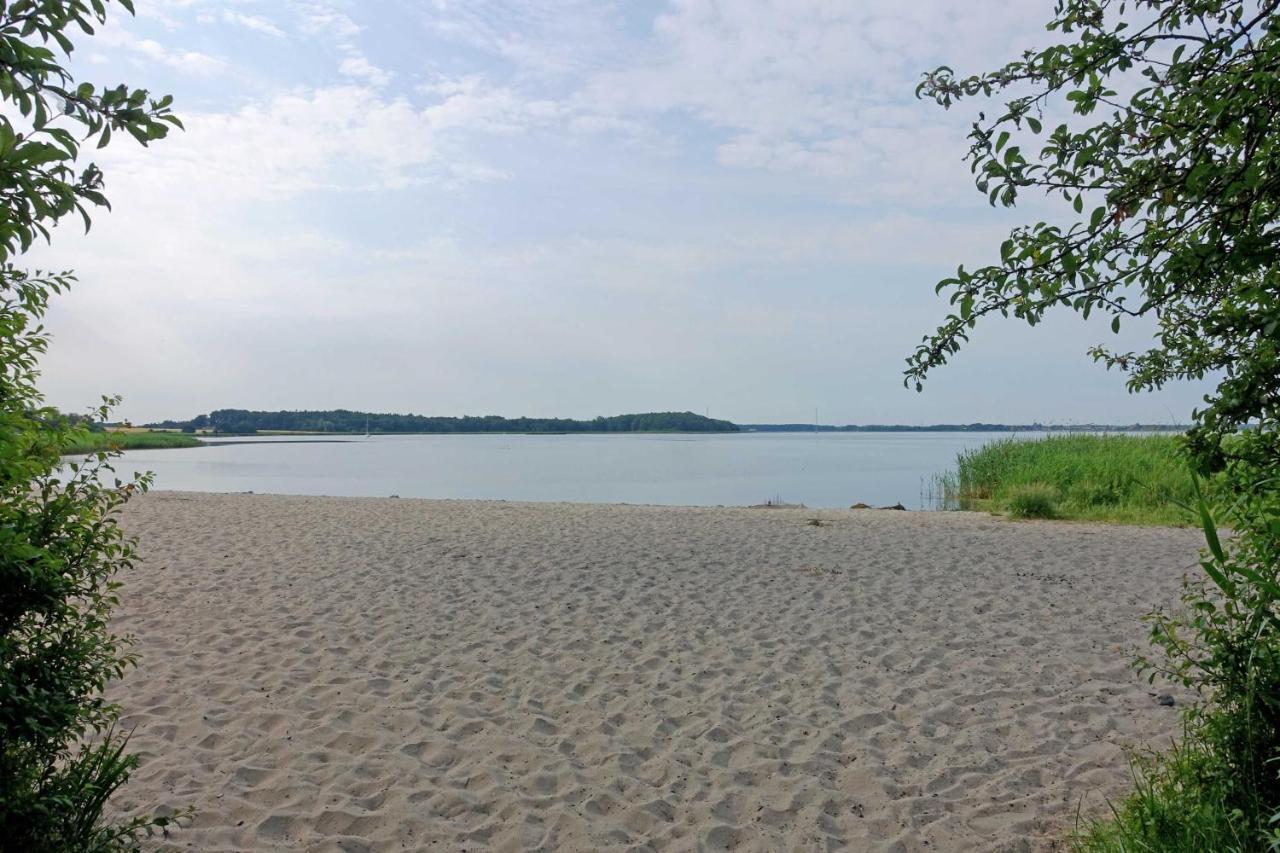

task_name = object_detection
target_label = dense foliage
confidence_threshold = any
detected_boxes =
[154,409,740,434]
[0,1,181,849]
[907,0,1279,450]
[1077,464,1280,850]
[911,0,1279,848]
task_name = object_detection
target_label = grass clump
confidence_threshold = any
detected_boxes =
[1004,482,1058,518]
[61,430,202,455]
[1073,737,1260,851]
[939,434,1194,525]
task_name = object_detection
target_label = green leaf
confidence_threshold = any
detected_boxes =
[1232,564,1280,600]
[1193,477,1226,563]
[1200,558,1236,599]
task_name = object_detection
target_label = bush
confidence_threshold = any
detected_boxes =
[0,2,182,849]
[1004,482,1058,518]
[1075,432,1280,851]
[0,328,186,852]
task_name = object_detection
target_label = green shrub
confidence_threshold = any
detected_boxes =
[0,2,183,849]
[0,319,187,853]
[1004,482,1058,518]
[1075,432,1280,851]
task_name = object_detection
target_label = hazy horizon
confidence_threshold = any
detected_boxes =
[138,406,1192,429]
[35,0,1215,425]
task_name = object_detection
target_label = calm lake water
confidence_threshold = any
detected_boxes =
[109,431,1025,509]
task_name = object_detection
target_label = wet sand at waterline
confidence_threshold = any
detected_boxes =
[106,492,1204,851]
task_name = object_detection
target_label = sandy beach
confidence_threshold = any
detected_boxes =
[104,492,1205,852]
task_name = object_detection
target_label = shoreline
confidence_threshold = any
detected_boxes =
[132,489,1199,529]
[135,426,1190,438]
[107,492,1204,850]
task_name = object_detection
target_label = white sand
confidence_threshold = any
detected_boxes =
[105,493,1205,852]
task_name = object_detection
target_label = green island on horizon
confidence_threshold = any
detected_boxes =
[136,408,1191,436]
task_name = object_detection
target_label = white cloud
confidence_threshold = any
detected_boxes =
[94,71,568,210]
[557,1,1052,199]
[98,26,226,76]
[102,85,443,199]
[418,75,561,134]
[220,10,286,38]
[405,1,1061,203]
[339,53,392,88]
[134,37,225,75]
[421,1,628,78]
[294,1,361,39]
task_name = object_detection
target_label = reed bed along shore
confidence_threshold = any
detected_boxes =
[60,430,202,455]
[934,434,1194,525]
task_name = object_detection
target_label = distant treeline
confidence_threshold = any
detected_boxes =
[149,409,740,435]
[146,410,1190,435]
[741,423,1189,433]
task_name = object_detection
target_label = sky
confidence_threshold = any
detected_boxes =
[35,0,1213,426]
